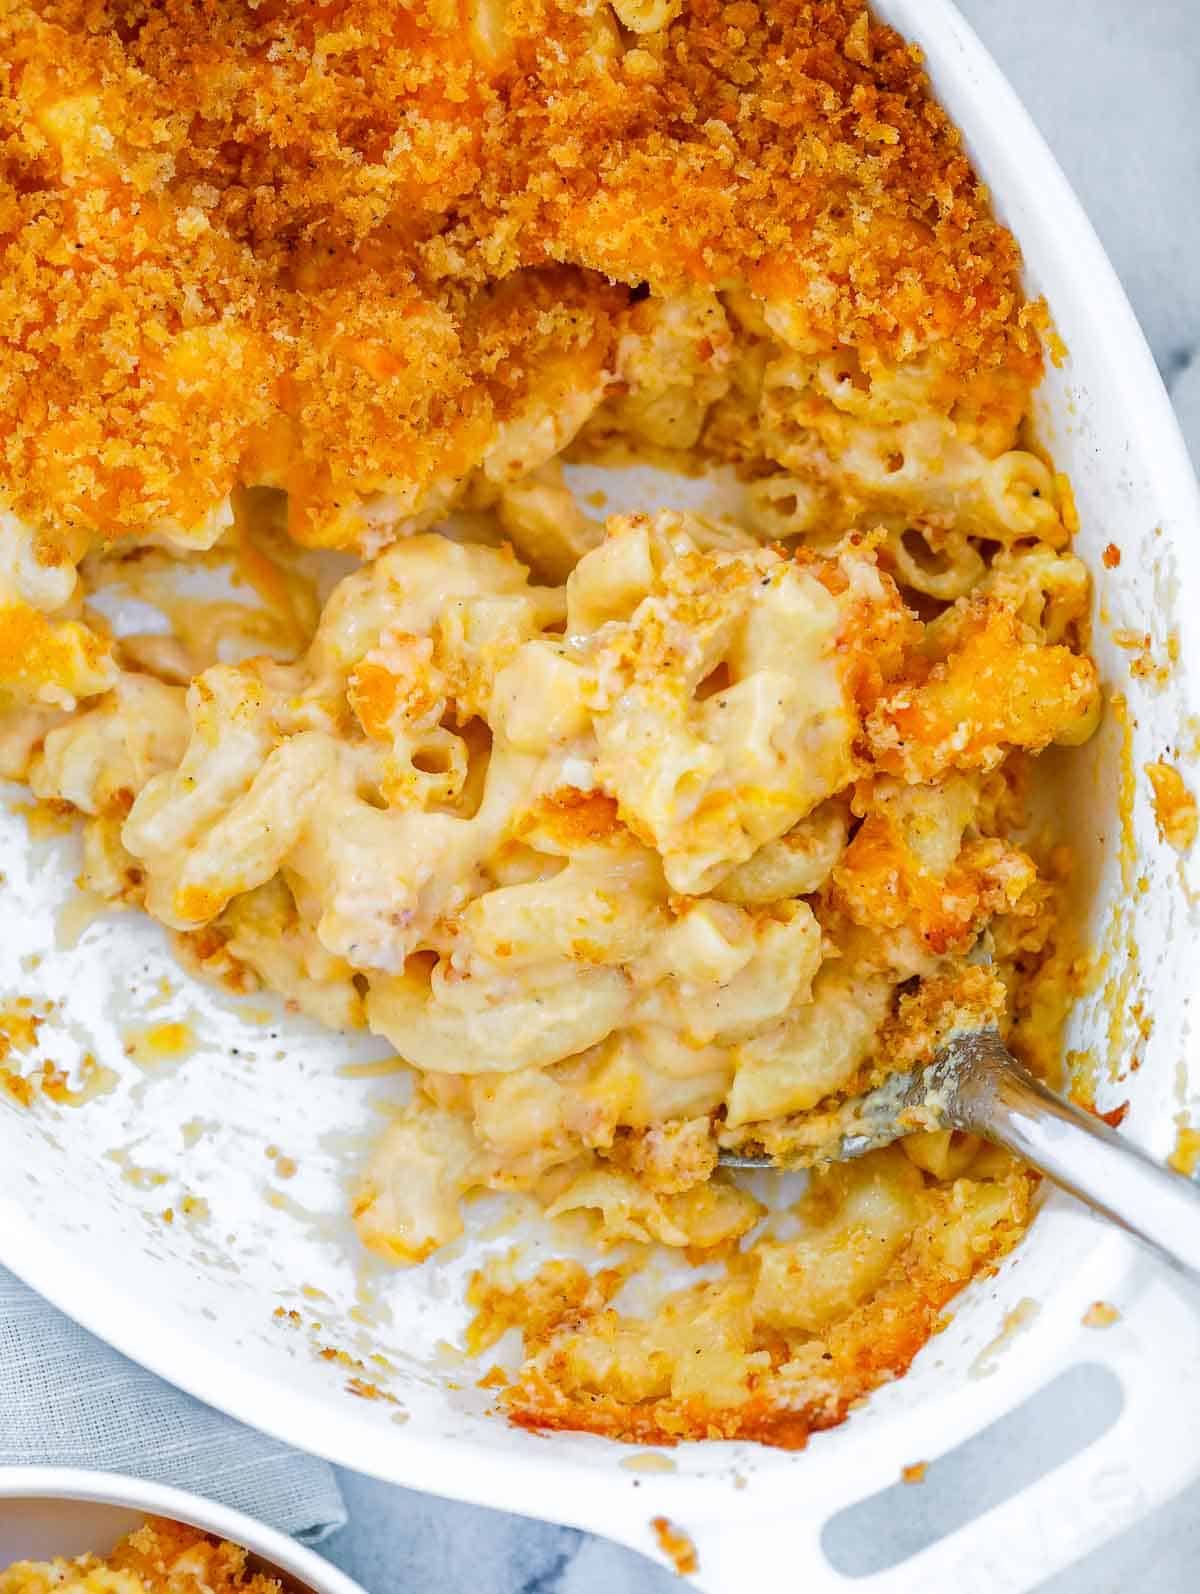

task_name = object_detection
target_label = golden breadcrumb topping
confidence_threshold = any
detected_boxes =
[0,0,1039,544]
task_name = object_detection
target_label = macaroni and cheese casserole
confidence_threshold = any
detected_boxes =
[0,1521,284,1594]
[0,0,1101,1446]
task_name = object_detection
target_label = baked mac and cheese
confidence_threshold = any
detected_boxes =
[1,1521,285,1594]
[1,0,1100,1447]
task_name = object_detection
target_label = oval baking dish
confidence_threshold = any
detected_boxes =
[1,3,1199,1591]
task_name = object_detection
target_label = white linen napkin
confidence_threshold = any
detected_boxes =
[0,1265,347,1544]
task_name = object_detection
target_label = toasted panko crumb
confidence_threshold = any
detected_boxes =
[651,1517,699,1577]
[1145,761,1198,853]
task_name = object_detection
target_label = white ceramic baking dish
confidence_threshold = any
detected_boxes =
[2,2,1199,1590]
[0,1468,366,1594]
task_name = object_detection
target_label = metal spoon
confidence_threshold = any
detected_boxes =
[719,1026,1200,1283]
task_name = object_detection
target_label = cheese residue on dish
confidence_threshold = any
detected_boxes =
[1168,1123,1200,1177]
[621,1451,678,1475]
[0,1000,114,1108]
[970,1297,1041,1380]
[123,1020,197,1068]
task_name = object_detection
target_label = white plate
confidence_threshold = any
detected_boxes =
[3,3,1200,1590]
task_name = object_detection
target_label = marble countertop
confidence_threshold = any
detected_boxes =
[315,4,1200,1590]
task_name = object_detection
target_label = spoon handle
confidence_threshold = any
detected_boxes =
[952,1030,1200,1284]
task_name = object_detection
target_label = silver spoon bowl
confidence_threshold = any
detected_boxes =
[720,1027,1200,1283]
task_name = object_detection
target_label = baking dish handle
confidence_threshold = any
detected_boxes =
[656,1268,1200,1594]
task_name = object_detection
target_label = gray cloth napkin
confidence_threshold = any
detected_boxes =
[0,1265,347,1544]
